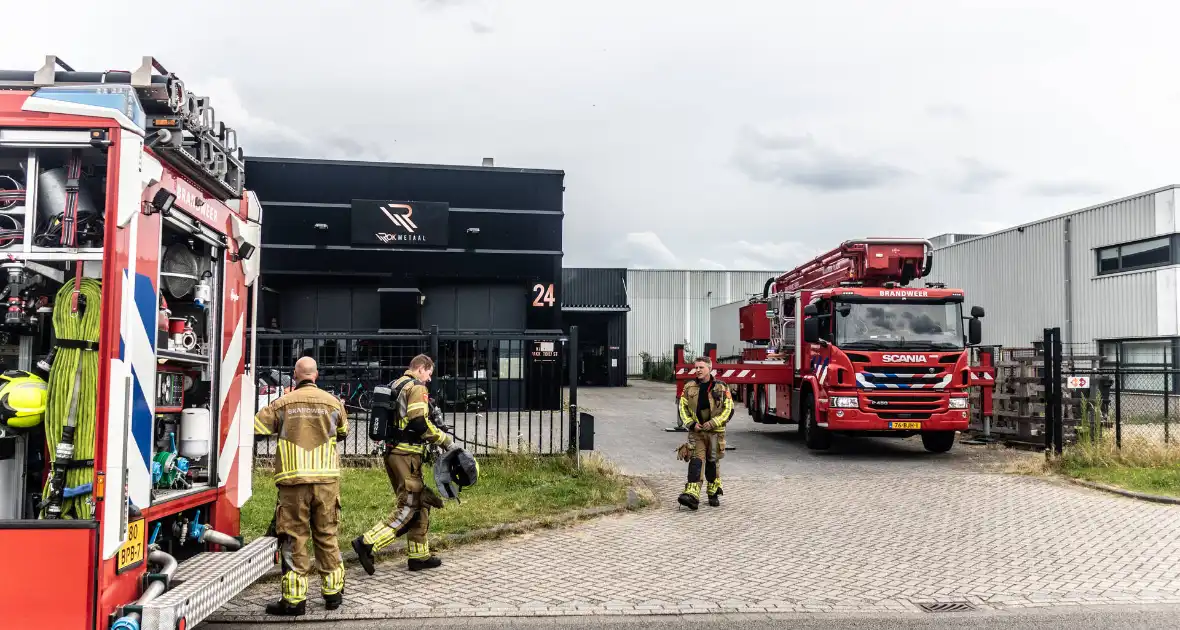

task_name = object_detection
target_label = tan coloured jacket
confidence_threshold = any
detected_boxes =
[678,378,734,432]
[254,382,349,485]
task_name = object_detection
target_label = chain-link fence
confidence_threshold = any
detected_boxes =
[251,330,575,461]
[1049,335,1177,449]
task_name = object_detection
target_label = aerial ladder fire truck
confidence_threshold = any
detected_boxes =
[0,55,269,629]
[674,238,995,453]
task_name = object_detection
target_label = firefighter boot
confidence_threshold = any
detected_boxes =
[265,599,306,616]
[324,591,343,611]
[352,537,376,575]
[707,474,722,507]
[408,556,443,571]
[677,482,700,510]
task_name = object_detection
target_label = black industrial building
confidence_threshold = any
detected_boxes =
[246,156,633,388]
[246,156,565,335]
[561,268,629,387]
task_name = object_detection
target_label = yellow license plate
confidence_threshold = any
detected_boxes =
[116,518,146,574]
[889,422,922,430]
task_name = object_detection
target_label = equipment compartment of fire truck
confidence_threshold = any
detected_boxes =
[675,238,995,453]
[0,55,270,630]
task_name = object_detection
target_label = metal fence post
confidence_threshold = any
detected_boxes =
[1057,330,1066,455]
[1047,330,1057,460]
[568,325,579,465]
[1165,371,1171,445]
[1115,344,1122,449]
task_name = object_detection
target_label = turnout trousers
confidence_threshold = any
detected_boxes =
[274,480,345,604]
[683,431,725,500]
[361,451,444,560]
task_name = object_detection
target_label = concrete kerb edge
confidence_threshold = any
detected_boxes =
[255,478,655,579]
[1064,477,1180,506]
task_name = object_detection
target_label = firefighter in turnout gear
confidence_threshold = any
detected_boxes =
[254,356,349,616]
[353,354,460,574]
[676,356,733,510]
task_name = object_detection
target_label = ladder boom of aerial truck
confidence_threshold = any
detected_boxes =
[674,238,995,453]
[0,55,270,630]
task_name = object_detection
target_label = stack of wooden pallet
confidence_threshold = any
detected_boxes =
[981,346,1108,447]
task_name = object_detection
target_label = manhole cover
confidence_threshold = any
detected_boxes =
[919,602,977,613]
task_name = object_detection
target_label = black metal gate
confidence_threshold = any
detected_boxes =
[1044,327,1176,451]
[251,326,581,459]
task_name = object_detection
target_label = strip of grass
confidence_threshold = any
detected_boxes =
[241,452,633,546]
[1040,433,1180,498]
[1059,463,1180,497]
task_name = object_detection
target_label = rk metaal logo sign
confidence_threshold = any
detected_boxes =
[351,199,449,248]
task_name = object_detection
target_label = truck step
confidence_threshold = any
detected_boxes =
[139,536,277,629]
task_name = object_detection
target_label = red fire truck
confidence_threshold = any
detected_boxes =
[674,238,995,452]
[0,56,269,629]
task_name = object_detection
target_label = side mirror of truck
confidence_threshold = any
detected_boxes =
[970,305,985,318]
[968,318,982,345]
[803,304,819,317]
[803,318,820,344]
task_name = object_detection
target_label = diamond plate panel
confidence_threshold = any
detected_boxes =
[140,536,276,629]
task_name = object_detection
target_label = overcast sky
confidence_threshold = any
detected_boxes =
[5,0,1178,271]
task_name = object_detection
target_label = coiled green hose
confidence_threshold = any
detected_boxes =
[41,278,102,519]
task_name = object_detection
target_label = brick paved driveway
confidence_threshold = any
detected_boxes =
[209,381,1180,622]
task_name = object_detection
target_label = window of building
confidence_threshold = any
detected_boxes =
[1095,236,1174,276]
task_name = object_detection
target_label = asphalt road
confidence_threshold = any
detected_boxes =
[204,603,1180,629]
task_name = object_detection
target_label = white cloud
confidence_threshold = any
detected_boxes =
[5,1,1176,271]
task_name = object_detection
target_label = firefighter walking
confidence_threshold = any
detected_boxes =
[676,356,734,510]
[353,354,464,573]
[254,356,349,616]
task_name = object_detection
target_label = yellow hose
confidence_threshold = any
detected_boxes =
[41,278,102,519]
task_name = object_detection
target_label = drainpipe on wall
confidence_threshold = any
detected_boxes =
[685,270,691,353]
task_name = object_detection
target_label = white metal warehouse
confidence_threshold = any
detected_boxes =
[624,269,778,373]
[920,184,1179,373]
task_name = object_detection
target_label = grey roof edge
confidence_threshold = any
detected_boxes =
[245,155,565,176]
[934,184,1180,251]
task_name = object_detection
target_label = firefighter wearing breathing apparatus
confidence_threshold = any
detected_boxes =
[353,353,478,575]
[253,356,349,617]
[676,356,733,510]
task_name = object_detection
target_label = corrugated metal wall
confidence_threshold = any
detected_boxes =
[626,269,777,368]
[922,187,1170,348]
[1068,193,1159,343]
[561,268,628,308]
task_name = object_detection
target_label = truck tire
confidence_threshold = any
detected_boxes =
[758,386,772,423]
[921,431,956,453]
[801,396,831,450]
[751,387,764,423]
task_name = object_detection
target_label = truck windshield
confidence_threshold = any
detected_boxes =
[834,301,964,350]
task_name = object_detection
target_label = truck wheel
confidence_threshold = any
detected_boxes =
[751,387,764,423]
[758,386,772,423]
[921,431,957,453]
[801,397,831,450]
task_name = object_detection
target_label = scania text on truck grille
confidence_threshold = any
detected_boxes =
[0,55,270,630]
[673,238,995,453]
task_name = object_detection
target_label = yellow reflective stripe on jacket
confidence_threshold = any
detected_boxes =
[273,437,340,482]
[392,443,427,456]
[406,402,429,415]
[678,394,695,427]
[254,416,274,435]
[711,393,734,428]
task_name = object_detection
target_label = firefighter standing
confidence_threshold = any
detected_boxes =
[353,354,460,574]
[676,356,733,510]
[254,356,349,616]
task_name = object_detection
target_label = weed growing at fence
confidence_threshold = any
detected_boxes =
[241,451,634,546]
[639,351,677,383]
